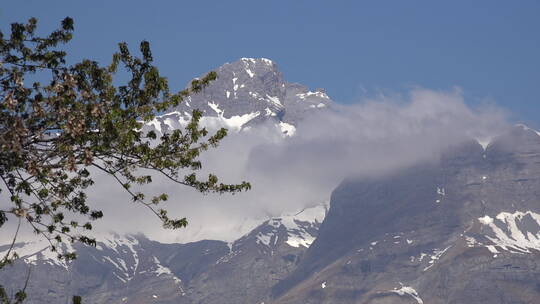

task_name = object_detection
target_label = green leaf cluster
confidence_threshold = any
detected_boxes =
[0,17,250,302]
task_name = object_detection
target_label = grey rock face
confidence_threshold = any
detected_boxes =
[186,218,319,304]
[146,58,333,136]
[177,58,332,123]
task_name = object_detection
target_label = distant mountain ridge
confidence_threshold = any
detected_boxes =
[0,203,327,304]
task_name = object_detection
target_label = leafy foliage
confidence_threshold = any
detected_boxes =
[0,17,250,301]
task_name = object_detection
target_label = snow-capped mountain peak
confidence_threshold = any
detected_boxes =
[231,203,329,250]
[144,58,333,137]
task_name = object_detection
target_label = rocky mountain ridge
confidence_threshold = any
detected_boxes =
[145,57,333,137]
[0,204,327,303]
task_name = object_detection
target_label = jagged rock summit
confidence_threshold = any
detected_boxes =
[147,58,333,136]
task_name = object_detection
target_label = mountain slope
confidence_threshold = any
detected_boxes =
[272,125,540,304]
[0,205,327,304]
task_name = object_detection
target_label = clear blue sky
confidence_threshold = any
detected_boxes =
[2,1,540,125]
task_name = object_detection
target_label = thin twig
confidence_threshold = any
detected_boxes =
[1,217,21,264]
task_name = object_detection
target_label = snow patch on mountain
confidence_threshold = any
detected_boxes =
[423,246,452,271]
[265,107,276,117]
[254,204,327,249]
[96,234,142,281]
[208,101,223,115]
[0,239,75,269]
[297,91,329,100]
[389,284,424,304]
[148,256,185,295]
[279,122,296,136]
[515,123,540,137]
[260,58,273,65]
[266,95,282,107]
[281,205,326,248]
[478,210,540,253]
[147,110,261,134]
[240,57,256,64]
[256,232,274,247]
[476,138,492,150]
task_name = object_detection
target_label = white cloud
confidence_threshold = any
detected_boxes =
[1,88,510,245]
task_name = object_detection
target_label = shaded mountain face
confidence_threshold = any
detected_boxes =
[186,205,326,304]
[272,125,540,304]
